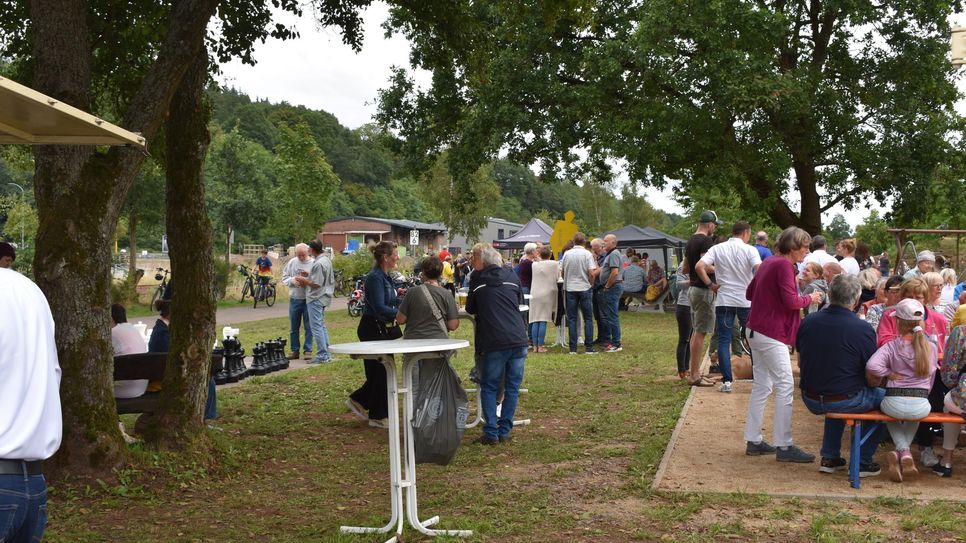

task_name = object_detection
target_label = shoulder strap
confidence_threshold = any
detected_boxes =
[419,285,449,334]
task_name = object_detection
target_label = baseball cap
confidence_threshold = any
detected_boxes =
[894,298,925,321]
[916,250,935,263]
[699,210,723,225]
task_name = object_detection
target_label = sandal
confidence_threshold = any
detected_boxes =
[688,376,714,387]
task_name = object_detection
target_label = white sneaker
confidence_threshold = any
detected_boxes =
[368,418,389,429]
[719,381,733,393]
[921,447,940,468]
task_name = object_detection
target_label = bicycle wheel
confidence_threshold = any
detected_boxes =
[240,280,251,302]
[253,284,262,308]
[265,285,276,307]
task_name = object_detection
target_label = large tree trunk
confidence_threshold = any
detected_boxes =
[128,206,138,280]
[29,0,220,479]
[146,50,216,446]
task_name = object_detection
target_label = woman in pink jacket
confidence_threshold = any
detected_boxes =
[743,227,823,463]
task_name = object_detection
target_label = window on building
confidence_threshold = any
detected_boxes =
[498,229,505,239]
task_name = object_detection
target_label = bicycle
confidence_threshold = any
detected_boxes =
[252,277,277,308]
[150,267,170,308]
[238,265,257,302]
[333,269,348,297]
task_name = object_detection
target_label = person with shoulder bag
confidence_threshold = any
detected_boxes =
[346,241,402,429]
[397,256,467,464]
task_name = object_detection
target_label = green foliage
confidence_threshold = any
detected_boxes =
[824,214,853,243]
[205,127,277,245]
[270,120,340,243]
[854,211,892,255]
[420,154,501,240]
[378,0,965,234]
[331,252,371,280]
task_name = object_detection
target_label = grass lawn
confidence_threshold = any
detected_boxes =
[45,310,966,542]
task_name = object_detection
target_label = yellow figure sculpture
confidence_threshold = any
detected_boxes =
[550,210,579,258]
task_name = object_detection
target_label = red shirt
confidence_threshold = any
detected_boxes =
[746,256,812,345]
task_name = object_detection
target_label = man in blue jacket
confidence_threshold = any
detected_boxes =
[466,243,529,445]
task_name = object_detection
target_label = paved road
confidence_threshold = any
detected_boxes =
[216,296,349,325]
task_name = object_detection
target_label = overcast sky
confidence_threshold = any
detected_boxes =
[219,4,966,230]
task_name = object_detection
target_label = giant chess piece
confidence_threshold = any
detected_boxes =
[250,342,268,376]
[226,337,249,382]
[278,337,290,370]
[212,344,227,385]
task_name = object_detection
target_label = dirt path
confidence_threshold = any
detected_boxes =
[215,296,348,325]
[654,355,966,500]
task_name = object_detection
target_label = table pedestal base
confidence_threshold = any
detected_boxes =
[339,352,471,541]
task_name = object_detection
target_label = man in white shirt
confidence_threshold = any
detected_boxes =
[0,267,62,542]
[802,235,837,271]
[696,220,761,393]
[560,232,600,354]
[281,243,315,360]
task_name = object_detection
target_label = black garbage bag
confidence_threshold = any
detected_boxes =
[412,358,469,465]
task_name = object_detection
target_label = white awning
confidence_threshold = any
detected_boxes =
[0,76,146,148]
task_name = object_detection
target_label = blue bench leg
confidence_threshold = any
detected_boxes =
[851,421,861,489]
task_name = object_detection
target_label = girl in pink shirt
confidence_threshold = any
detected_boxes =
[866,299,938,482]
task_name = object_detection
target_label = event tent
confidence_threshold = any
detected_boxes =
[0,76,145,147]
[604,224,687,273]
[604,225,687,249]
[492,218,552,249]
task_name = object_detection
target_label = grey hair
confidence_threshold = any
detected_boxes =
[295,242,309,253]
[523,242,537,255]
[472,243,503,267]
[828,274,861,308]
[857,268,879,290]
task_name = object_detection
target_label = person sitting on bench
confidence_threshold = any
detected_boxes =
[619,257,645,310]
[935,322,966,477]
[866,299,938,482]
[111,303,148,399]
[797,274,884,478]
[644,260,668,303]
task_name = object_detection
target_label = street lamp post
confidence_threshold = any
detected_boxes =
[6,182,25,249]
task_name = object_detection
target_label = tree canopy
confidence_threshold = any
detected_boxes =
[378,0,965,234]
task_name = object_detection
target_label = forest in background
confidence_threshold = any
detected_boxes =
[1,87,685,258]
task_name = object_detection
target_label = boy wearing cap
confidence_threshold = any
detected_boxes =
[682,210,721,387]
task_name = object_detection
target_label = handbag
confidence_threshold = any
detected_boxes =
[364,275,403,340]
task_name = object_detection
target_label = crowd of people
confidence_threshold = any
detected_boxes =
[674,214,966,480]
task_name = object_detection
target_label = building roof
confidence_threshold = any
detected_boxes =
[604,224,687,249]
[328,216,447,232]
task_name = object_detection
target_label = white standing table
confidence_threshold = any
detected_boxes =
[328,338,471,543]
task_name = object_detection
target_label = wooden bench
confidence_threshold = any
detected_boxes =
[826,410,966,489]
[623,288,671,313]
[114,352,224,415]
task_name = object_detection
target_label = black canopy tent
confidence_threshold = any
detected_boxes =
[492,218,553,249]
[603,224,687,273]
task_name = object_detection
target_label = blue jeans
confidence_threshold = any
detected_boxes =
[204,378,217,420]
[306,300,331,362]
[0,472,47,543]
[802,387,885,464]
[714,306,749,383]
[530,322,548,346]
[566,290,595,352]
[288,298,313,353]
[479,347,527,440]
[599,284,623,346]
